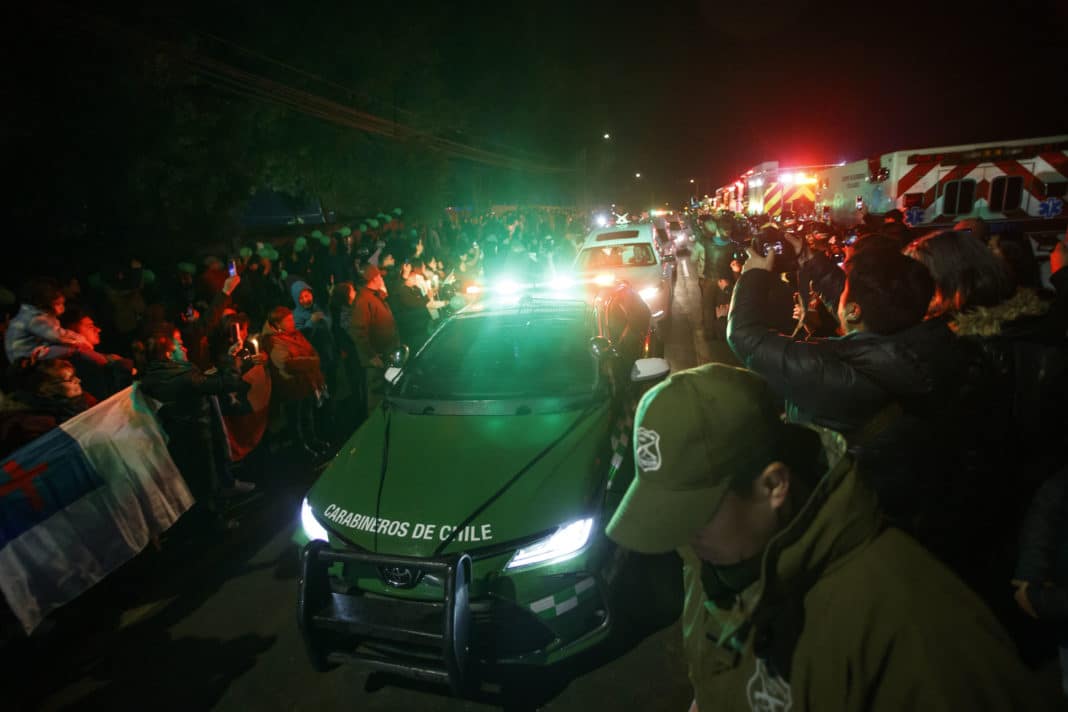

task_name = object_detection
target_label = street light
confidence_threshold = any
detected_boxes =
[603,132,611,140]
[635,172,642,178]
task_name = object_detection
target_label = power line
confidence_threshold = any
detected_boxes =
[39,3,570,174]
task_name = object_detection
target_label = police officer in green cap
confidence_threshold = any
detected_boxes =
[606,364,1050,711]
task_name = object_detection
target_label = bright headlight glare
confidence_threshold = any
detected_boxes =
[638,286,660,302]
[496,278,520,295]
[506,517,595,570]
[301,497,329,542]
[593,273,615,287]
[548,276,573,291]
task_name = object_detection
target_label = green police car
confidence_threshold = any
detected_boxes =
[296,291,669,692]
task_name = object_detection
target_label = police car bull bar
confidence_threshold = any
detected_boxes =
[297,540,472,693]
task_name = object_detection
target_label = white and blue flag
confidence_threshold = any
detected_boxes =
[0,385,193,633]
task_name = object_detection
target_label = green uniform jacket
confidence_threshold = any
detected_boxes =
[680,432,1049,712]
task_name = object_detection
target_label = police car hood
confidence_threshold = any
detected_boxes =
[306,400,611,557]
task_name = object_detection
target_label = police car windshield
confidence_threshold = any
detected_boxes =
[576,243,657,270]
[395,313,597,401]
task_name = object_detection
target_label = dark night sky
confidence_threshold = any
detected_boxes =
[16,0,1068,210]
[426,0,1068,200]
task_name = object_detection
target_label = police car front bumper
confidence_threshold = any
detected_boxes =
[297,541,473,693]
[297,540,616,689]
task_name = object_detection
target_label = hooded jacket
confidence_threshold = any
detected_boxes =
[291,280,327,332]
[681,431,1050,711]
[260,319,324,401]
[952,286,1066,446]
[291,279,335,375]
[727,268,962,434]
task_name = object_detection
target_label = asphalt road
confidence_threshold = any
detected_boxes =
[10,253,742,712]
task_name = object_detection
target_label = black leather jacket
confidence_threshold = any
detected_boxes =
[727,268,962,434]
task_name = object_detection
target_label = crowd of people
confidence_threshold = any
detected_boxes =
[4,197,1066,704]
[0,205,587,532]
[610,207,1068,708]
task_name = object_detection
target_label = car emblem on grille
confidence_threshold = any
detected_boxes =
[379,565,423,589]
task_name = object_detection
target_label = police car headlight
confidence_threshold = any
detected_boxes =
[301,497,329,542]
[638,286,660,303]
[496,278,520,295]
[506,518,595,570]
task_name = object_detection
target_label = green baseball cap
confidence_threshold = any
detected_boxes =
[239,246,253,258]
[368,218,380,229]
[311,230,325,239]
[338,226,352,237]
[393,208,403,216]
[606,364,787,554]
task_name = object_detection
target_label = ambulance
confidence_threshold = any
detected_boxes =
[729,135,1068,241]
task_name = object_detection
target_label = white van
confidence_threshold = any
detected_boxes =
[573,223,675,321]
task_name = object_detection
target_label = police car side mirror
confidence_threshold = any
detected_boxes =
[631,358,670,383]
[384,367,402,385]
[589,336,618,360]
[389,345,410,368]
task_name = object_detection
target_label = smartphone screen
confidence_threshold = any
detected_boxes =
[228,260,237,277]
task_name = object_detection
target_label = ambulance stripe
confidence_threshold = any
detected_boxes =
[896,162,937,196]
[937,163,979,186]
[994,160,1045,202]
[1039,151,1068,177]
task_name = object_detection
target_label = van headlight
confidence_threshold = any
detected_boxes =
[301,497,329,542]
[638,286,660,303]
[506,518,595,570]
